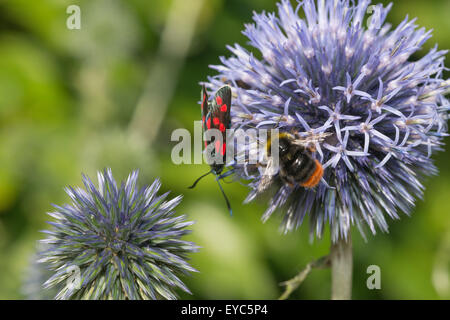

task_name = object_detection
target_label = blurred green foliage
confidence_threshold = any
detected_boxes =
[0,0,449,299]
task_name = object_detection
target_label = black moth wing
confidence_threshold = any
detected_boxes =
[193,85,233,215]
[211,86,231,127]
[201,84,209,132]
[209,85,232,160]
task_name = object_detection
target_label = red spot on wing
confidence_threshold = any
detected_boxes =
[220,104,227,112]
[215,140,221,154]
[202,116,205,123]
[216,96,223,105]
[219,123,225,132]
[213,117,220,125]
[221,143,226,156]
[202,94,206,110]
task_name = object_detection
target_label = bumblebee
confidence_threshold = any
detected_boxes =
[258,132,324,192]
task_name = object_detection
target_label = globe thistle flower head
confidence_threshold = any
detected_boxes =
[38,169,198,299]
[207,0,450,241]
[22,245,59,300]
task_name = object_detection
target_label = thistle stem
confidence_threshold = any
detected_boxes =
[330,234,353,300]
[278,255,330,300]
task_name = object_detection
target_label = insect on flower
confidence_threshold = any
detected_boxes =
[258,131,326,193]
[206,0,449,241]
[189,85,233,215]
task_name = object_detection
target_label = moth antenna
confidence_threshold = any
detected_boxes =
[215,175,233,216]
[188,171,212,189]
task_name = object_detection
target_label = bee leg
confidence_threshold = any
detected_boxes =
[307,144,316,154]
[280,174,296,189]
[290,127,297,135]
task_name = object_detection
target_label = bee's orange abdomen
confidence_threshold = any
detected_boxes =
[300,160,323,188]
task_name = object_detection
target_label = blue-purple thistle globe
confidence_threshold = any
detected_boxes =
[38,169,198,300]
[207,0,450,242]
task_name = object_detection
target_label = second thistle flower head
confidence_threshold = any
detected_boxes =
[39,169,198,299]
[207,0,450,241]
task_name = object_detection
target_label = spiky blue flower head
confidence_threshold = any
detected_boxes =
[23,246,59,300]
[207,0,450,242]
[38,169,198,300]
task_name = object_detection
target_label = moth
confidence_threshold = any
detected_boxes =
[189,85,233,215]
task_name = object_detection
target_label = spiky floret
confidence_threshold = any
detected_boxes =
[207,0,449,241]
[38,169,198,300]
[22,245,59,300]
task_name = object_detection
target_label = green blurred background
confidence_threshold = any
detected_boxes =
[0,0,449,299]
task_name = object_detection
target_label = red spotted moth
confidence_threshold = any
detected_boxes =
[189,85,233,215]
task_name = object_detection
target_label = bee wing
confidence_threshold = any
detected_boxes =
[257,157,278,193]
[291,136,320,153]
[291,136,311,147]
[292,132,332,146]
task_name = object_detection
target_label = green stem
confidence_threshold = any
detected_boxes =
[330,234,353,300]
[278,255,330,300]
